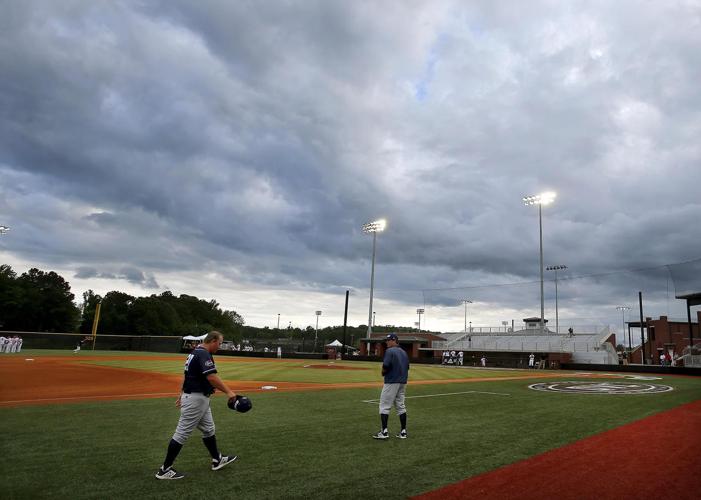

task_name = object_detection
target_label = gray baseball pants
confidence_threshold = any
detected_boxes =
[379,383,407,415]
[172,392,216,444]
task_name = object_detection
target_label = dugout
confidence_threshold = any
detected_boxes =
[360,332,446,359]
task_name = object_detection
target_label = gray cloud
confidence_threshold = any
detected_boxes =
[1,0,700,328]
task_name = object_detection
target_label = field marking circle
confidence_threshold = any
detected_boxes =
[528,381,674,395]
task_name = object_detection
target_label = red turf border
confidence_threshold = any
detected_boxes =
[413,399,701,500]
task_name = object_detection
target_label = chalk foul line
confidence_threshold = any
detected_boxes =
[362,390,511,404]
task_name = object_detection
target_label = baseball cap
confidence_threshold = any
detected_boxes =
[385,333,399,341]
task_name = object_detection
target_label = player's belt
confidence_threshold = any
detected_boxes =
[183,390,210,397]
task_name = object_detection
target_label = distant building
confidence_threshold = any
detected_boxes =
[630,313,700,365]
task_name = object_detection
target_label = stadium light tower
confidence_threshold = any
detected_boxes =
[616,306,632,354]
[460,299,473,333]
[0,225,10,235]
[416,308,424,332]
[546,265,567,334]
[315,310,322,353]
[363,219,386,347]
[523,192,557,334]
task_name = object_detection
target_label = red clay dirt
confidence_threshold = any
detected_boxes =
[413,399,701,500]
[0,354,572,407]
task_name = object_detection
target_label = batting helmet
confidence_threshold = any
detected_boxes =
[228,394,252,413]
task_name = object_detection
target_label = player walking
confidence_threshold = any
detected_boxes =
[373,333,410,440]
[155,331,238,480]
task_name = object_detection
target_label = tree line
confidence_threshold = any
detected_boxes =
[0,265,243,338]
[0,264,430,346]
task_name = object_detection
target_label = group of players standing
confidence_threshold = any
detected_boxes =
[0,335,22,353]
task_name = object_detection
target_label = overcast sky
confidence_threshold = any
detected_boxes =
[1,0,700,338]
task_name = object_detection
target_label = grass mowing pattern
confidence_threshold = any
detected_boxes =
[2,360,700,499]
[82,357,538,384]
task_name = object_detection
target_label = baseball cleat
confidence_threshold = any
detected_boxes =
[372,431,389,440]
[396,430,407,439]
[212,453,238,471]
[155,466,184,480]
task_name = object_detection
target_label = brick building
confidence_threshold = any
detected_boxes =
[632,312,700,364]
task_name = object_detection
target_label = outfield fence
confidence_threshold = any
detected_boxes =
[1,331,182,352]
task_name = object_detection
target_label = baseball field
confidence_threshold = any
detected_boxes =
[1,350,699,499]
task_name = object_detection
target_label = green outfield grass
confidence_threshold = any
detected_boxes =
[2,351,701,499]
[82,358,537,384]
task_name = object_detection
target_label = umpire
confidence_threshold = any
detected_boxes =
[373,333,409,440]
[155,331,238,480]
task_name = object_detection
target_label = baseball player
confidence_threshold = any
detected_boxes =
[529,353,535,368]
[373,333,410,440]
[155,331,238,480]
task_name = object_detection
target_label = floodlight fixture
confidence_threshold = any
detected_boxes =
[362,219,387,233]
[523,192,557,206]
[0,225,10,234]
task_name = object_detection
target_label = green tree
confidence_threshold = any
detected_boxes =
[14,268,80,332]
[0,264,20,329]
[79,289,103,335]
[129,295,180,336]
[99,291,136,334]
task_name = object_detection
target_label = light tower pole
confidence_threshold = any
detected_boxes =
[362,219,386,352]
[416,308,424,332]
[460,300,473,333]
[616,306,632,356]
[523,192,557,334]
[546,265,567,334]
[315,310,322,353]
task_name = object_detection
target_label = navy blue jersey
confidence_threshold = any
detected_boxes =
[182,346,217,395]
[382,346,409,384]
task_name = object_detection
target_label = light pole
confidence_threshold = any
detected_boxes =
[523,192,557,334]
[616,306,632,357]
[546,265,567,334]
[315,310,322,352]
[277,313,280,330]
[460,300,473,333]
[416,308,424,332]
[373,311,376,327]
[362,219,387,352]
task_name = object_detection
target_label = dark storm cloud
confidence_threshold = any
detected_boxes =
[1,1,700,326]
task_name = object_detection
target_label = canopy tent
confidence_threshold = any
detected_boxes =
[326,339,343,347]
[182,334,207,341]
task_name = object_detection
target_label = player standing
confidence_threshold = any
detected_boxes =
[373,333,410,440]
[155,331,238,480]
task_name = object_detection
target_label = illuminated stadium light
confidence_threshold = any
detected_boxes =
[363,218,387,343]
[523,192,557,206]
[362,219,387,233]
[524,192,557,334]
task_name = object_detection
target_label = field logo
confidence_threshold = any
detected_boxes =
[529,381,674,394]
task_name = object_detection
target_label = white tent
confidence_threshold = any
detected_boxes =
[182,334,207,341]
[326,339,343,347]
